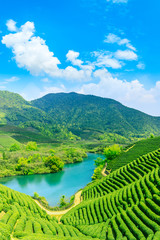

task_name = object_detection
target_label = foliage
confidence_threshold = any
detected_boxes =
[104,144,121,163]
[32,92,160,140]
[9,143,20,152]
[44,155,64,173]
[0,91,160,142]
[65,148,87,163]
[92,165,104,180]
[59,195,68,208]
[107,135,160,171]
[94,157,105,167]
[26,141,38,151]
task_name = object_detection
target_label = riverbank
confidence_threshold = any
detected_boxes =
[0,153,103,206]
[34,190,82,221]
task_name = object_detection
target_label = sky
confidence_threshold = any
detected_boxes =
[0,0,160,116]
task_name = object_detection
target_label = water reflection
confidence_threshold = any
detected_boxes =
[0,153,104,205]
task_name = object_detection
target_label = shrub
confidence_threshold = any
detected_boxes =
[26,142,37,151]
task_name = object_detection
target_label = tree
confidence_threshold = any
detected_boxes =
[9,143,20,152]
[94,157,105,167]
[2,152,6,160]
[26,141,38,151]
[150,133,154,138]
[44,155,64,173]
[104,144,121,163]
[34,192,39,198]
[59,195,68,208]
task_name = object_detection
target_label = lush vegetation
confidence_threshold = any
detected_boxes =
[0,137,88,177]
[0,91,160,142]
[107,135,160,171]
[61,147,160,239]
[0,184,98,240]
[32,92,160,140]
[1,91,160,239]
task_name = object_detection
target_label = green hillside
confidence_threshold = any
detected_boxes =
[32,92,160,139]
[1,145,160,239]
[0,90,160,142]
[61,148,160,240]
[107,136,160,171]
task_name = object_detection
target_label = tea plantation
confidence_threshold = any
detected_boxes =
[1,146,160,239]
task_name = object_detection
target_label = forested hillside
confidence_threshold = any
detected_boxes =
[32,92,160,139]
[0,90,160,141]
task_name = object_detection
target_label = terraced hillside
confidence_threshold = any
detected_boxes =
[107,136,160,172]
[0,185,98,240]
[1,146,160,239]
[61,148,160,240]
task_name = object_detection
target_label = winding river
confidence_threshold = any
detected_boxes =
[0,153,104,206]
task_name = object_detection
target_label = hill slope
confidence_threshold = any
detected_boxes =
[32,92,160,139]
[0,90,160,141]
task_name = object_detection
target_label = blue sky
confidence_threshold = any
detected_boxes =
[0,0,160,115]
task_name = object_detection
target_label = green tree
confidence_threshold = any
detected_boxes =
[9,143,20,152]
[94,157,105,167]
[34,192,39,198]
[26,141,38,151]
[2,152,6,160]
[44,155,64,173]
[150,133,154,138]
[59,195,68,207]
[104,144,121,163]
[49,149,55,155]
[16,157,28,171]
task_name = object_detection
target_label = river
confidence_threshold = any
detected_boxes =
[0,153,104,206]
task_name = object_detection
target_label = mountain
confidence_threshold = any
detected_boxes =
[0,90,160,141]
[31,92,160,139]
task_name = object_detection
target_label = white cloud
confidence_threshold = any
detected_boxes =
[2,21,61,77]
[62,66,93,82]
[94,51,122,69]
[137,62,145,70]
[40,84,66,97]
[6,19,18,32]
[5,76,19,82]
[66,50,83,67]
[104,33,136,51]
[2,21,95,82]
[115,50,138,61]
[0,76,20,85]
[41,78,50,83]
[79,69,160,116]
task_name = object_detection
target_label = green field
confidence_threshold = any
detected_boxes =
[0,144,160,239]
[107,136,160,171]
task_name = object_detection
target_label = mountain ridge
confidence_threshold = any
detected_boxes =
[0,90,160,140]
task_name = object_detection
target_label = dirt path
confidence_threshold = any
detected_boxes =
[101,163,107,176]
[34,190,82,218]
[124,144,135,153]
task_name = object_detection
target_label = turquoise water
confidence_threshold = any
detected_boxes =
[0,153,104,206]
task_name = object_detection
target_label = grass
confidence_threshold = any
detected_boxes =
[107,136,160,171]
[0,135,21,149]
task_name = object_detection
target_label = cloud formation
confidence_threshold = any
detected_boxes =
[2,22,95,82]
[6,20,18,32]
[104,33,136,51]
[2,21,61,77]
[79,69,160,116]
[115,50,138,61]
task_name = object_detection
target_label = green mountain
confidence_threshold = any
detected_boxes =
[0,91,73,140]
[31,92,160,139]
[0,90,160,141]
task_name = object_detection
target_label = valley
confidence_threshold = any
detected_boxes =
[0,91,160,240]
